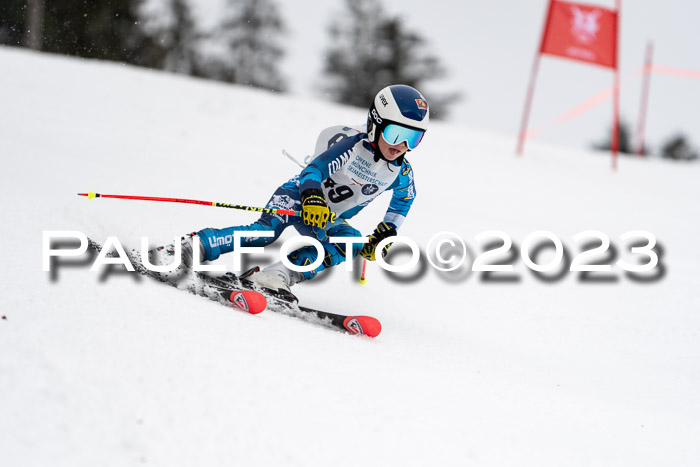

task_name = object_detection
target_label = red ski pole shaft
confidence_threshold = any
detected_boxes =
[78,191,301,217]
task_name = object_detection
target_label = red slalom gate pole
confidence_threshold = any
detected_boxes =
[78,191,301,217]
[635,41,653,157]
[516,0,552,155]
[611,0,622,170]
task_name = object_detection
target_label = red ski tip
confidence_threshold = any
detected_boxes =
[229,290,266,314]
[343,316,382,338]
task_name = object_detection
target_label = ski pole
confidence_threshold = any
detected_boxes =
[359,258,368,284]
[78,191,300,217]
[77,191,336,222]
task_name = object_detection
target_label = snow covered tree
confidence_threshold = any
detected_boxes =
[323,0,457,118]
[215,0,286,91]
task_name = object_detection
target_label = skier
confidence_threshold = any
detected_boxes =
[180,84,429,298]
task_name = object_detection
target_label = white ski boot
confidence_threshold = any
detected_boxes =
[246,261,304,301]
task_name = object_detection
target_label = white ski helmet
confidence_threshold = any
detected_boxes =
[367,84,429,151]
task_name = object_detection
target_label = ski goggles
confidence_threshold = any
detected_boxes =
[381,124,425,150]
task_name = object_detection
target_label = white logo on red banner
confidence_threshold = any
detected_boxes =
[570,6,601,44]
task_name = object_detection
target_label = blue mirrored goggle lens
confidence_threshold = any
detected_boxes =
[381,124,424,150]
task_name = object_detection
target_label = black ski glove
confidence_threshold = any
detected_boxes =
[361,222,397,261]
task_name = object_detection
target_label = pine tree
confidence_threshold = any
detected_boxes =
[0,1,32,46]
[593,120,636,155]
[323,0,457,118]
[324,0,387,106]
[0,0,167,68]
[160,0,205,76]
[661,134,699,161]
[217,0,286,91]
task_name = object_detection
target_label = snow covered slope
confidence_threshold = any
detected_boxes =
[1,47,699,466]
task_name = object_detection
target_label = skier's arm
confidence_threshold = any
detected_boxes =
[383,160,416,230]
[298,133,363,194]
[361,161,416,260]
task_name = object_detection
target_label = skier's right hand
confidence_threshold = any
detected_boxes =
[301,189,334,229]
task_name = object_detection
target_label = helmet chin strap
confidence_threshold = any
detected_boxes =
[369,140,403,167]
[369,141,383,162]
[367,125,376,144]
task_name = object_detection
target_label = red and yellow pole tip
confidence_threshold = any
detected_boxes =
[77,191,98,199]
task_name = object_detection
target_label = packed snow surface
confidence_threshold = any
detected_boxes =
[1,47,699,466]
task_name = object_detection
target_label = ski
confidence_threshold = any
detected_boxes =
[87,238,267,314]
[199,272,381,337]
[87,238,381,337]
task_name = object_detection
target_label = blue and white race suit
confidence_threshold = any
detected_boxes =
[198,125,417,279]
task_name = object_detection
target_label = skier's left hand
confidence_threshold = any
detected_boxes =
[361,222,397,261]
